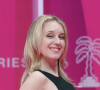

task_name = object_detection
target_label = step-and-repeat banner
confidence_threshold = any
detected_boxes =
[0,0,100,90]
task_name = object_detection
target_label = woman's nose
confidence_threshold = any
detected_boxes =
[54,37,60,45]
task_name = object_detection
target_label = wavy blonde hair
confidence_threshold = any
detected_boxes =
[21,15,74,86]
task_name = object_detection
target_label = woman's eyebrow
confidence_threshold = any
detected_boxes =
[46,31,54,33]
[60,33,65,35]
[48,31,54,32]
[45,31,64,35]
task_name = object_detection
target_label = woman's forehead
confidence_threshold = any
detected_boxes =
[42,21,64,33]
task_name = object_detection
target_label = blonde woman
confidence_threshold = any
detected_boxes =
[20,15,76,90]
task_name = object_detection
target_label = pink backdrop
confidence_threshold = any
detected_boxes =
[0,0,100,90]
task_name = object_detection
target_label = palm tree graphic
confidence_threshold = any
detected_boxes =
[75,36,100,87]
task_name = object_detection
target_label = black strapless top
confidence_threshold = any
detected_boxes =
[36,70,76,90]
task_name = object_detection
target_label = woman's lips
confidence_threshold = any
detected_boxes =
[49,47,61,52]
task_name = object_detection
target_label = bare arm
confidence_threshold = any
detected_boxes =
[20,71,47,90]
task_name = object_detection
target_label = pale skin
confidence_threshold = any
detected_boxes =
[20,21,65,90]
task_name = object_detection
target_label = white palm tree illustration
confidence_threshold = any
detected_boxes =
[75,36,100,82]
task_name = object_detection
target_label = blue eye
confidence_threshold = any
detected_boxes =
[59,36,65,39]
[47,34,54,38]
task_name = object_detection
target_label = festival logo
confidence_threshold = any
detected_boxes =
[75,36,100,87]
[0,57,26,68]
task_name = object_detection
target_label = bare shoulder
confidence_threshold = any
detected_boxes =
[20,71,47,90]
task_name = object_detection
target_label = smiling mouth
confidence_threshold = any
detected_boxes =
[49,47,61,51]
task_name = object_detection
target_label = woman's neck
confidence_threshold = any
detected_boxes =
[40,58,59,77]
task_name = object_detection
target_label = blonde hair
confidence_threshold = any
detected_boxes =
[21,15,74,86]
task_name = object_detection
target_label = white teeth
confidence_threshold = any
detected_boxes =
[50,48,60,50]
[52,48,59,50]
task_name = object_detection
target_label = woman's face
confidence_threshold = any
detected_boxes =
[40,20,65,61]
